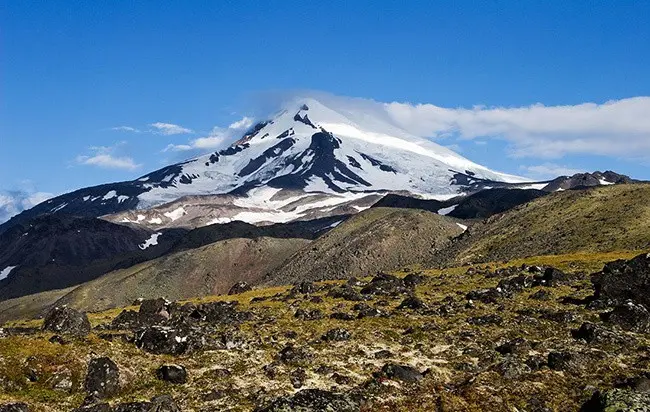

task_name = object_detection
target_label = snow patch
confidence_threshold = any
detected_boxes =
[599,179,615,185]
[206,217,233,225]
[117,195,130,203]
[148,217,163,225]
[51,203,68,212]
[456,223,468,232]
[0,266,17,281]
[517,183,548,190]
[329,220,344,228]
[102,190,118,200]
[437,205,457,216]
[164,207,186,221]
[139,233,162,250]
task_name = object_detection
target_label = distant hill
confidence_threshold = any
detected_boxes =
[264,207,464,286]
[437,183,650,266]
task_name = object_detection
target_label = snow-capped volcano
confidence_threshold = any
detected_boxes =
[1,98,531,230]
[135,98,526,208]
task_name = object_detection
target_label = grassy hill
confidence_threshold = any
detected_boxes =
[40,237,308,316]
[438,183,650,266]
[264,207,464,286]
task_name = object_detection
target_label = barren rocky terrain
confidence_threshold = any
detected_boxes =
[1,250,649,411]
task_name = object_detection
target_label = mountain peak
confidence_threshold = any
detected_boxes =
[1,98,534,230]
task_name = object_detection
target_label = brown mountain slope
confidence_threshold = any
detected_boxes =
[47,236,309,314]
[264,207,464,286]
[437,183,650,266]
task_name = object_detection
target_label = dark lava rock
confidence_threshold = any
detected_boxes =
[72,402,111,412]
[278,345,312,365]
[534,267,569,287]
[42,306,91,337]
[292,281,316,294]
[290,368,307,389]
[466,288,502,304]
[602,301,650,333]
[254,389,359,412]
[327,285,364,302]
[113,395,181,412]
[403,273,425,287]
[361,273,411,296]
[592,252,650,307]
[572,322,626,344]
[48,334,68,345]
[397,295,427,310]
[228,281,252,295]
[467,314,503,326]
[294,308,323,321]
[496,338,531,356]
[547,351,577,371]
[374,350,394,359]
[84,357,120,399]
[139,298,170,316]
[525,355,547,371]
[195,301,252,324]
[381,363,424,382]
[156,365,187,384]
[0,404,30,412]
[529,290,552,300]
[111,310,141,330]
[134,326,197,355]
[332,372,353,385]
[581,388,650,411]
[321,328,351,342]
[330,312,355,321]
[357,306,384,319]
[202,389,225,401]
[493,356,532,379]
[497,275,533,294]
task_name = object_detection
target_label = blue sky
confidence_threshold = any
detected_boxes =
[2,1,649,217]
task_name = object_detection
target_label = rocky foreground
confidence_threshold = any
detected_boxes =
[0,252,649,411]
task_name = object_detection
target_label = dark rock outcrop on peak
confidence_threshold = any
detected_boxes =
[543,170,635,192]
[42,306,90,337]
[373,188,547,220]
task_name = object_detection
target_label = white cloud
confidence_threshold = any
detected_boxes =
[163,116,254,153]
[520,163,585,179]
[0,190,54,223]
[192,136,226,149]
[163,143,193,152]
[382,96,650,159]
[149,122,194,135]
[228,116,254,130]
[111,126,141,133]
[76,144,140,170]
[76,154,140,170]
